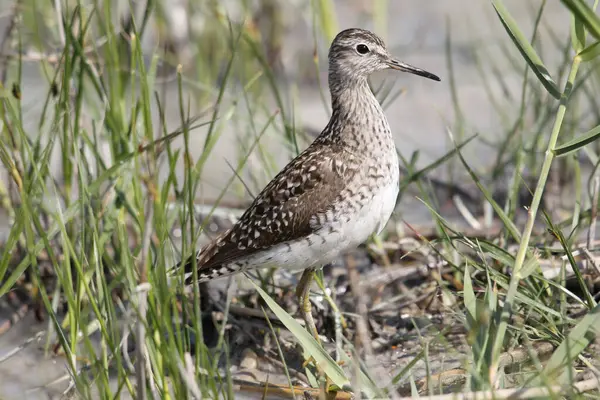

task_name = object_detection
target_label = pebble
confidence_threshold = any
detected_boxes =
[239,348,258,370]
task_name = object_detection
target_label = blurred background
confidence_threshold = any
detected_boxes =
[0,0,586,230]
[0,1,599,399]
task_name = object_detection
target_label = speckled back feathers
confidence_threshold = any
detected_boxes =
[182,143,360,283]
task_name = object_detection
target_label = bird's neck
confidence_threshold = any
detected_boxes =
[318,76,393,155]
[329,76,373,111]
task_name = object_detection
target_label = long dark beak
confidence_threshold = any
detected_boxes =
[387,59,440,81]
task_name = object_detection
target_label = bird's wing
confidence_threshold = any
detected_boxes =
[181,145,356,283]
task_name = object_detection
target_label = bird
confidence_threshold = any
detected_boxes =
[174,28,440,342]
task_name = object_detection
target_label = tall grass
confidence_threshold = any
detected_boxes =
[1,0,600,399]
[0,0,304,398]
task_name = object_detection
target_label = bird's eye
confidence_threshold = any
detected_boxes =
[356,44,370,54]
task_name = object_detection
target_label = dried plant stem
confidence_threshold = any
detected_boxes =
[135,196,155,400]
[398,377,599,400]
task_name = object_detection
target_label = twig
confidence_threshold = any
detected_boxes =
[121,322,135,373]
[228,304,283,323]
[346,254,373,360]
[0,330,46,363]
[261,353,310,384]
[452,194,481,230]
[369,285,437,316]
[582,248,600,277]
[134,283,152,400]
[359,264,427,291]
[176,352,202,399]
[497,341,554,369]
[397,377,599,400]
[230,379,353,399]
[397,342,556,395]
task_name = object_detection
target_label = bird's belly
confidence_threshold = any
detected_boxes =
[373,180,399,235]
[241,182,399,272]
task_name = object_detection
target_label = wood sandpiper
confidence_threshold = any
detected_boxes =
[175,28,440,342]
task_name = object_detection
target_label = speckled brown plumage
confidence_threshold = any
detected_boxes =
[182,145,355,283]
[175,28,440,286]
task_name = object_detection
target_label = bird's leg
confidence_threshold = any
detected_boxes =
[296,266,329,391]
[296,267,320,344]
[297,267,339,395]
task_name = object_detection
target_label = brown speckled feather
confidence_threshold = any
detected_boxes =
[182,143,355,284]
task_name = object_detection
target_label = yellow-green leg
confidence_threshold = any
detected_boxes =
[297,267,337,395]
[296,267,320,343]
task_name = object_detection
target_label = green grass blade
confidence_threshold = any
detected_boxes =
[519,253,542,280]
[0,209,24,283]
[561,0,600,40]
[463,263,477,321]
[571,12,586,52]
[492,0,561,99]
[554,123,600,157]
[247,277,351,390]
[578,40,600,61]
[538,303,600,384]
[314,0,339,42]
[474,240,516,267]
[548,222,596,309]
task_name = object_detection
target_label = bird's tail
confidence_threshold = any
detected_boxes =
[166,252,199,290]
